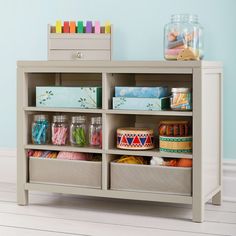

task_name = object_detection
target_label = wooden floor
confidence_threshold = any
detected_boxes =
[0,183,235,236]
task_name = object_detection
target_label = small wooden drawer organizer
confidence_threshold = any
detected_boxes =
[48,25,112,61]
[17,61,223,222]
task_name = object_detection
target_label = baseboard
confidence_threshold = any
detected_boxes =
[0,148,236,201]
[223,160,236,202]
[0,148,16,184]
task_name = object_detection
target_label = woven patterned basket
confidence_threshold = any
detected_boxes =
[159,135,192,153]
[117,128,154,150]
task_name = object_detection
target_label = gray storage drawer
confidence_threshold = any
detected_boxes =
[48,49,111,61]
[29,157,102,189]
[50,38,110,50]
[110,162,192,195]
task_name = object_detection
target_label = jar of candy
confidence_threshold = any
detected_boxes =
[164,14,204,60]
[159,120,192,137]
[51,115,69,145]
[89,117,102,147]
[32,114,50,145]
[171,88,192,110]
[70,116,87,147]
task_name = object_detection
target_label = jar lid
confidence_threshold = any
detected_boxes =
[91,116,102,125]
[72,116,86,123]
[53,115,68,123]
[171,14,198,23]
[159,120,190,125]
[34,114,48,121]
[171,88,190,93]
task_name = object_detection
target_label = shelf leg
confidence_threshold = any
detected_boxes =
[212,190,222,206]
[17,186,28,206]
[192,200,204,223]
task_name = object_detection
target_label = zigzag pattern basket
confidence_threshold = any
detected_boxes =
[117,128,154,150]
[159,135,192,153]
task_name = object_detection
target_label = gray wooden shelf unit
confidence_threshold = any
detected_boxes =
[17,61,223,222]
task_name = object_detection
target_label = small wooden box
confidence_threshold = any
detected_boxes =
[48,25,112,61]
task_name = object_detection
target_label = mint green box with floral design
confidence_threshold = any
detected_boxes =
[112,97,169,111]
[36,87,102,108]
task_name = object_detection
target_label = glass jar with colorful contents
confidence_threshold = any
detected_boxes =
[89,117,102,148]
[51,115,69,145]
[32,114,50,145]
[170,88,192,110]
[70,116,87,147]
[164,14,204,60]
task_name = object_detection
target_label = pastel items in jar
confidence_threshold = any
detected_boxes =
[70,116,87,147]
[52,126,69,145]
[32,115,50,145]
[171,88,192,110]
[164,14,204,60]
[90,129,102,146]
[72,127,86,146]
[89,117,102,147]
[51,115,69,145]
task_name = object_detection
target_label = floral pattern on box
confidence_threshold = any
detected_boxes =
[36,87,102,108]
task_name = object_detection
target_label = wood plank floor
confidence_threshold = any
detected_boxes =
[0,182,235,236]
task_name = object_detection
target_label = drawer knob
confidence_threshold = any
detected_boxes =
[76,52,83,59]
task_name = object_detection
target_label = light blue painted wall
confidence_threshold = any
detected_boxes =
[0,0,235,159]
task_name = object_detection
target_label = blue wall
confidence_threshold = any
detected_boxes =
[0,0,235,159]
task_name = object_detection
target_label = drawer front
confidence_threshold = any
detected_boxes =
[110,163,192,195]
[29,158,102,189]
[49,38,110,50]
[48,49,111,61]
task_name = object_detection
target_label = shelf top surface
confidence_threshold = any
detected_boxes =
[17,60,222,70]
[24,107,192,116]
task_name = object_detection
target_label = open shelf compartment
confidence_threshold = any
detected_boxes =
[105,113,192,152]
[26,111,103,150]
[26,72,102,107]
[104,73,192,110]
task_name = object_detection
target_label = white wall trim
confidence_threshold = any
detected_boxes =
[0,148,236,202]
[0,148,16,158]
[0,148,16,183]
[223,159,236,202]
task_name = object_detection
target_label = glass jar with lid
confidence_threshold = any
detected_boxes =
[32,114,50,145]
[70,115,87,147]
[89,116,102,148]
[164,14,204,60]
[170,88,192,110]
[51,115,69,145]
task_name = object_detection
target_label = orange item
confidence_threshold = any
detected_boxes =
[177,158,192,167]
[70,21,76,33]
[168,159,178,166]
